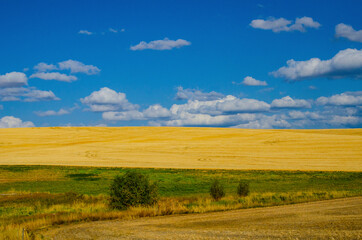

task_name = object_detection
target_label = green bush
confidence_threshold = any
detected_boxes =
[237,181,249,197]
[210,179,225,201]
[109,171,158,209]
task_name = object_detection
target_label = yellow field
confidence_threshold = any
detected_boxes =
[0,127,361,171]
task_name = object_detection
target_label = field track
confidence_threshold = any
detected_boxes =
[44,197,362,239]
[0,127,361,171]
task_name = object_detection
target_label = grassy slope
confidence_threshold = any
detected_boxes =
[0,127,361,171]
[0,165,361,196]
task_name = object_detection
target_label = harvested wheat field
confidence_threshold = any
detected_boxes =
[0,127,361,171]
[44,196,362,240]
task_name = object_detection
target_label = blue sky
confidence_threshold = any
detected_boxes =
[0,0,361,128]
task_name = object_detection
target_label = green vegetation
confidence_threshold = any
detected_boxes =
[1,165,361,196]
[109,171,158,209]
[0,165,361,239]
[237,181,249,197]
[210,179,225,200]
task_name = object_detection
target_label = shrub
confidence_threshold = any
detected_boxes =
[210,179,225,201]
[237,181,249,197]
[109,171,158,210]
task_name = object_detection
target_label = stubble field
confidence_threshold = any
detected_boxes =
[0,127,361,171]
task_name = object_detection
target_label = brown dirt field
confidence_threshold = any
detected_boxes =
[44,197,362,240]
[1,127,362,171]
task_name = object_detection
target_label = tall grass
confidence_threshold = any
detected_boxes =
[0,190,357,239]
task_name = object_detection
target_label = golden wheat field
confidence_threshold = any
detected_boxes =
[0,127,361,171]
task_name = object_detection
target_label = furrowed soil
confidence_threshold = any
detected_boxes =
[44,197,362,240]
[0,127,361,171]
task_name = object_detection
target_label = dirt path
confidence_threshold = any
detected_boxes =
[44,197,362,239]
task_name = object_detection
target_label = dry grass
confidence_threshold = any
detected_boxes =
[44,196,362,240]
[1,191,356,239]
[0,127,361,171]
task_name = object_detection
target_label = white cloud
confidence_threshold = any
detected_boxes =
[143,104,171,118]
[130,38,191,51]
[35,108,69,117]
[58,60,100,75]
[23,89,60,102]
[242,76,267,86]
[316,91,362,106]
[335,23,362,43]
[0,116,34,128]
[171,95,270,116]
[272,48,362,80]
[0,72,27,88]
[288,110,322,120]
[81,87,138,112]
[109,28,118,33]
[0,87,59,102]
[102,110,145,121]
[327,115,360,126]
[79,30,93,35]
[234,114,291,129]
[160,112,256,127]
[175,87,224,101]
[102,104,171,122]
[250,16,320,33]
[30,72,77,82]
[33,62,57,72]
[271,96,312,109]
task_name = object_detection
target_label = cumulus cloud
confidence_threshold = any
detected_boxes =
[34,108,70,117]
[58,60,100,75]
[81,87,138,112]
[23,89,60,102]
[33,62,57,72]
[171,95,270,116]
[316,91,362,106]
[288,110,322,120]
[271,96,312,109]
[159,112,257,127]
[0,87,59,102]
[335,23,362,43]
[234,114,291,129]
[272,48,362,80]
[102,110,145,121]
[102,104,171,121]
[30,72,77,82]
[241,76,267,86]
[143,104,171,118]
[79,30,93,35]
[130,38,191,51]
[250,16,320,33]
[0,72,27,88]
[0,116,35,128]
[175,87,224,101]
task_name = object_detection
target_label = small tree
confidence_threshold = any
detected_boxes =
[109,171,158,210]
[210,179,225,201]
[237,180,249,197]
